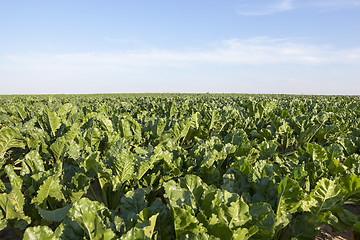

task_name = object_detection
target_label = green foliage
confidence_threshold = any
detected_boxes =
[31,175,65,205]
[0,94,359,239]
[0,127,25,159]
[23,226,58,240]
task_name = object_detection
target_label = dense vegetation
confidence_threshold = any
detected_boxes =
[0,94,360,239]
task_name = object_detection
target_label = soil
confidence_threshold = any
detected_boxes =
[316,204,360,240]
[316,224,354,240]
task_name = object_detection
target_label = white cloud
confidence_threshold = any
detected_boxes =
[310,0,360,9]
[1,37,360,94]
[237,0,294,16]
[2,37,360,70]
[237,0,360,16]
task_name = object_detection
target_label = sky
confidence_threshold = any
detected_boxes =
[1,0,360,95]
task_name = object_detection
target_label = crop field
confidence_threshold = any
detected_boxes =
[0,94,360,239]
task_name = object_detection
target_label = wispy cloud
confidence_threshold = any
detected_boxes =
[237,0,360,16]
[310,0,360,9]
[1,37,360,94]
[237,0,294,16]
[2,37,360,70]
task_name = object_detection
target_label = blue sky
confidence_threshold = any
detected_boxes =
[1,0,360,94]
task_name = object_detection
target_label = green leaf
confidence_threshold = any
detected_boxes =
[47,109,61,137]
[57,103,75,121]
[136,208,159,239]
[216,195,251,229]
[85,127,102,149]
[121,119,133,140]
[173,205,206,238]
[83,152,102,178]
[0,211,6,231]
[340,174,360,204]
[221,167,251,198]
[31,175,65,204]
[21,118,49,150]
[112,148,135,190]
[306,178,343,215]
[289,214,319,240]
[0,190,31,230]
[37,204,72,222]
[5,165,22,190]
[50,137,66,162]
[21,150,45,175]
[163,180,188,207]
[120,188,148,228]
[179,175,207,208]
[332,206,359,232]
[275,177,304,229]
[252,178,277,208]
[148,199,174,239]
[65,140,82,159]
[0,127,25,158]
[306,143,328,162]
[23,225,58,240]
[246,202,276,239]
[233,226,258,240]
[207,222,232,240]
[120,227,147,240]
[14,104,27,121]
[62,198,116,240]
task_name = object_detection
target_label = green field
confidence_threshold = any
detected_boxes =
[1,94,360,239]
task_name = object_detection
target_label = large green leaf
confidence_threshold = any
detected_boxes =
[305,178,343,214]
[148,199,174,239]
[292,178,344,239]
[340,174,360,204]
[275,177,304,229]
[60,198,116,240]
[120,188,148,228]
[111,148,135,190]
[121,119,133,140]
[0,127,25,158]
[221,167,252,198]
[5,165,23,190]
[246,202,276,239]
[31,175,65,204]
[305,143,328,162]
[164,179,196,210]
[36,204,72,222]
[23,226,58,240]
[50,137,66,162]
[0,190,30,230]
[57,103,75,121]
[173,204,207,238]
[252,178,277,208]
[85,127,102,149]
[47,109,61,137]
[207,222,232,240]
[21,150,45,175]
[211,194,252,230]
[14,104,27,121]
[289,214,319,240]
[120,227,147,240]
[165,176,253,238]
[0,211,6,231]
[136,208,159,238]
[179,175,207,209]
